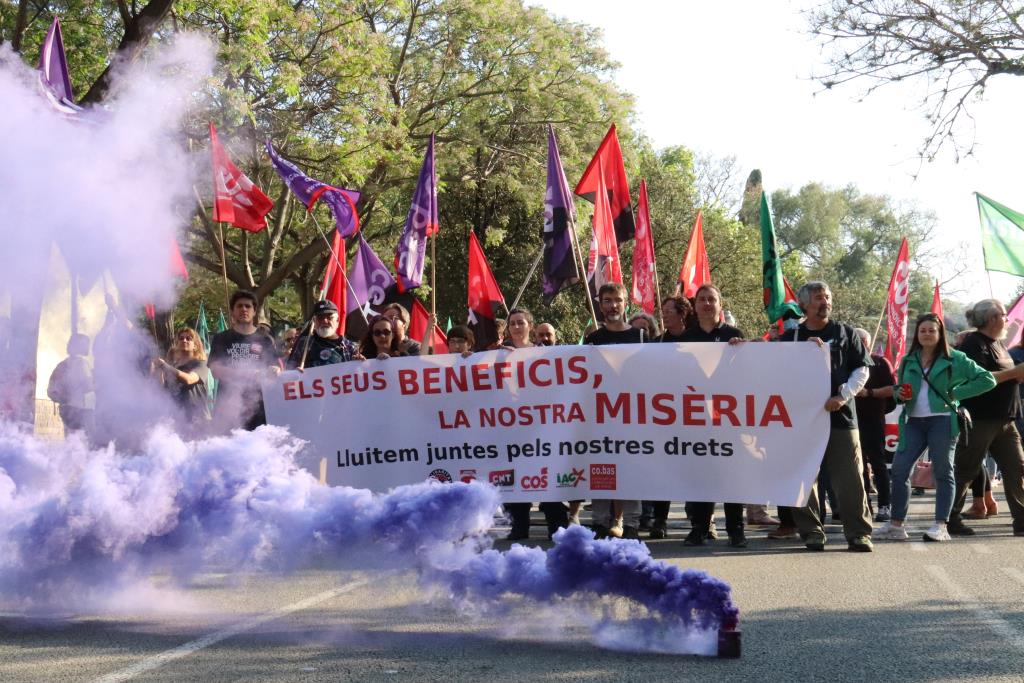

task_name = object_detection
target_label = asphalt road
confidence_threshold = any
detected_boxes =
[3,492,1024,683]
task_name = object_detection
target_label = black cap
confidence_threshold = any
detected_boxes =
[312,300,339,316]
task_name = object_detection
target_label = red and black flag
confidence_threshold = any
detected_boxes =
[467,231,506,350]
[574,124,635,244]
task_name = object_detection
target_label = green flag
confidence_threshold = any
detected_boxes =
[977,193,1024,277]
[760,192,802,322]
[195,301,211,355]
[445,316,453,333]
[215,309,228,333]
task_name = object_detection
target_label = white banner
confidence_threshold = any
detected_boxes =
[264,343,831,506]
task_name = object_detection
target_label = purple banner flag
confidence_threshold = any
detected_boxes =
[265,141,361,237]
[37,17,82,115]
[394,134,439,292]
[344,235,397,340]
[542,125,580,304]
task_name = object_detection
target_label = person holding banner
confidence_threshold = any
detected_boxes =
[874,313,995,542]
[786,281,875,552]
[585,284,644,540]
[360,316,404,359]
[382,303,421,356]
[498,308,570,540]
[946,300,1024,538]
[679,284,748,548]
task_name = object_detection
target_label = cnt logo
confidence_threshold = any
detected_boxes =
[489,469,515,488]
[428,469,453,483]
[556,467,587,488]
[459,469,477,484]
[520,467,549,491]
[589,463,617,491]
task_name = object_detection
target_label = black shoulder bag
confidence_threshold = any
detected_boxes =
[918,360,972,445]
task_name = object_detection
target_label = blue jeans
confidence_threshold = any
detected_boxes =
[891,415,956,522]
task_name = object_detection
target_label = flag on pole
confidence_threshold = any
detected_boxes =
[883,237,911,368]
[760,192,802,323]
[542,125,580,304]
[445,317,453,333]
[37,17,81,115]
[395,134,439,292]
[321,230,347,337]
[266,140,360,237]
[344,235,396,340]
[216,309,228,333]
[1005,294,1024,349]
[677,210,711,298]
[408,298,448,354]
[210,123,273,231]
[589,168,623,286]
[931,280,944,321]
[976,193,1024,276]
[195,302,217,404]
[631,180,658,314]
[467,231,506,350]
[574,124,635,243]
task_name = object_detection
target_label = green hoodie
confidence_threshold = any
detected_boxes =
[895,349,996,440]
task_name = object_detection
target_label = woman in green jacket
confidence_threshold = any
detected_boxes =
[874,313,995,542]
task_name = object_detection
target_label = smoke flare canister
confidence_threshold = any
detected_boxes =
[717,628,741,658]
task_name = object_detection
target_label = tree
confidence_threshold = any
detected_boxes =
[808,0,1024,160]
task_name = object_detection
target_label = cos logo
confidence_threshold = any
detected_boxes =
[520,467,549,490]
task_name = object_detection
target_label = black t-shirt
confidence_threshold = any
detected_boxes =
[168,358,210,422]
[287,334,356,369]
[959,331,1019,421]
[584,326,645,346]
[657,330,688,344]
[788,320,872,430]
[679,323,744,343]
[209,329,278,426]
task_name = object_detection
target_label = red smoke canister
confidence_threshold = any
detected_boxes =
[717,627,741,658]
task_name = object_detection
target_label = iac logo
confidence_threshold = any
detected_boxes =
[556,468,587,488]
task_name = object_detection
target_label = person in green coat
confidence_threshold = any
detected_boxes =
[874,313,996,543]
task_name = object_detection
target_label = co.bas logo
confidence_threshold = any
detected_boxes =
[556,467,587,488]
[488,469,515,489]
[520,467,549,491]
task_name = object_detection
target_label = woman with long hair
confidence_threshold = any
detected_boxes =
[874,313,995,542]
[359,315,403,359]
[152,327,211,427]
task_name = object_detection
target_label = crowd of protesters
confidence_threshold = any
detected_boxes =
[46,280,1024,549]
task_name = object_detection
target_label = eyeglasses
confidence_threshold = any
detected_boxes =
[373,329,393,337]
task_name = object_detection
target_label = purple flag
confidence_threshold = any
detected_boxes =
[542,125,580,304]
[37,17,82,115]
[342,235,398,341]
[394,134,439,292]
[265,141,361,237]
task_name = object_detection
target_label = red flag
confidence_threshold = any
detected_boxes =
[169,239,188,281]
[930,280,943,321]
[321,231,347,336]
[631,180,658,314]
[884,238,911,368]
[467,231,505,349]
[574,124,635,243]
[589,165,623,286]
[210,123,274,232]
[408,299,448,353]
[677,211,711,298]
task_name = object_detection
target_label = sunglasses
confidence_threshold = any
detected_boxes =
[373,329,393,337]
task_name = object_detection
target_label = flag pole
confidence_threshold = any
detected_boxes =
[218,222,231,307]
[987,270,995,298]
[509,245,543,313]
[652,253,665,333]
[871,301,887,350]
[567,215,598,330]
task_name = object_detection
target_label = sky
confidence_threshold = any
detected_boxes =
[532,0,1024,303]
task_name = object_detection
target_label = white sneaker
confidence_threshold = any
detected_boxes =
[608,519,624,538]
[923,523,951,542]
[872,523,909,541]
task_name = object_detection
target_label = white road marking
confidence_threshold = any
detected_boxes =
[93,579,368,683]
[1001,567,1024,586]
[925,566,1024,652]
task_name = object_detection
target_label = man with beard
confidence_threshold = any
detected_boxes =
[585,283,644,539]
[287,300,359,369]
[786,281,875,552]
[535,323,557,346]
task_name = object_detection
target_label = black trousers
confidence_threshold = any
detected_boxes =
[689,502,744,534]
[507,502,569,536]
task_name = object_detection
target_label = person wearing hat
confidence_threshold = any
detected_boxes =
[286,299,360,369]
